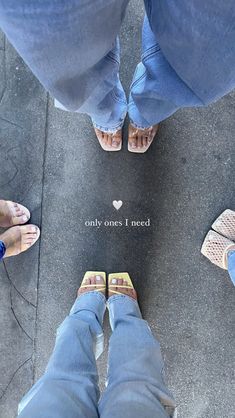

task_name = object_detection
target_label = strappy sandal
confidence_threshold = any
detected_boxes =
[128,123,159,153]
[108,272,137,299]
[78,271,106,295]
[94,128,122,151]
[212,209,235,241]
[201,230,235,269]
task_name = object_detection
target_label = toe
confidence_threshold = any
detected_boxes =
[107,135,112,147]
[96,274,102,284]
[23,233,38,242]
[15,209,24,216]
[12,214,29,225]
[15,203,30,220]
[112,139,119,148]
[21,215,29,223]
[130,138,137,148]
[111,278,117,286]
[102,133,108,145]
[89,276,95,285]
[143,136,148,147]
[137,136,142,148]
[22,225,40,243]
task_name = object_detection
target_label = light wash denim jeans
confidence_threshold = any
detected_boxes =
[228,251,235,286]
[0,1,234,131]
[18,292,176,418]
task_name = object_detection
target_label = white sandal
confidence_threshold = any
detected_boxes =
[128,124,159,153]
[94,128,122,151]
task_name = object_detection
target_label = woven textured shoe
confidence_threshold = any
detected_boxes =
[212,209,235,241]
[201,230,235,269]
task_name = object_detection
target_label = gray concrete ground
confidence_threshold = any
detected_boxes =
[0,2,234,418]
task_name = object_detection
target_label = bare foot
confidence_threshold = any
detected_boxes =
[108,278,137,300]
[77,274,106,297]
[128,123,159,153]
[0,225,40,257]
[94,128,122,151]
[0,200,30,228]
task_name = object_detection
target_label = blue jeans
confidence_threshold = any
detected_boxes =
[18,292,176,418]
[0,240,6,259]
[228,251,235,286]
[0,1,234,131]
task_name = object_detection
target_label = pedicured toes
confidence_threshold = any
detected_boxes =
[2,224,40,258]
[78,273,106,297]
[112,140,118,148]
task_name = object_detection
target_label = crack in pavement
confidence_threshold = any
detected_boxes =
[0,356,32,402]
[2,261,36,308]
[0,116,23,129]
[10,281,34,342]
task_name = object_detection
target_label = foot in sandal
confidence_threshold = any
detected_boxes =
[128,123,159,153]
[94,128,122,151]
[0,225,40,258]
[108,272,137,300]
[77,272,106,297]
[201,230,235,269]
[0,200,30,227]
[212,209,235,241]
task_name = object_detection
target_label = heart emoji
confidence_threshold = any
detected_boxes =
[113,200,123,210]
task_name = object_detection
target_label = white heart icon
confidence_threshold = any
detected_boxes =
[113,200,123,210]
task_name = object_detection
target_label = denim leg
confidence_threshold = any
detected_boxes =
[18,292,106,418]
[129,0,235,127]
[0,240,6,260]
[0,0,129,132]
[99,295,176,418]
[227,251,235,286]
[129,15,203,128]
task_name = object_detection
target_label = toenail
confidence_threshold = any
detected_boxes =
[112,279,117,284]
[22,215,27,222]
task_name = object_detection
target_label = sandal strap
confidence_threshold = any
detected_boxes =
[80,287,105,292]
[80,284,105,288]
[108,289,127,296]
[109,285,133,289]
